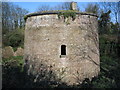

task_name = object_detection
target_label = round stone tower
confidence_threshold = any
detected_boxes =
[24,7,100,85]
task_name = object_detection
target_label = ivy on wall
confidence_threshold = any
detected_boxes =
[58,11,76,20]
[58,10,77,25]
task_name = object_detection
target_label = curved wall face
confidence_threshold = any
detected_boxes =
[24,14,100,85]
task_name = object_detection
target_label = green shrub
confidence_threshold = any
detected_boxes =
[2,56,24,66]
[3,28,24,48]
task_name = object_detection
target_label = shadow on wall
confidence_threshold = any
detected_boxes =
[2,58,67,88]
[2,56,98,88]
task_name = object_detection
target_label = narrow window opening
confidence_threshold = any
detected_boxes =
[61,45,66,55]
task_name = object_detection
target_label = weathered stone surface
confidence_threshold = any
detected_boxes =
[14,47,24,56]
[24,12,100,85]
[2,46,14,58]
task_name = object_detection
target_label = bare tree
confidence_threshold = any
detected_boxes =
[85,3,100,15]
[36,2,80,11]
[54,2,79,11]
[2,2,28,34]
[100,2,119,23]
[36,5,52,12]
[62,2,71,10]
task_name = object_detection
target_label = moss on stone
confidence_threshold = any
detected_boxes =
[24,15,27,21]
[24,10,98,21]
[41,10,78,13]
[57,10,77,21]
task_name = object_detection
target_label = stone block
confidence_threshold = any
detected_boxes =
[2,46,14,58]
[14,47,24,56]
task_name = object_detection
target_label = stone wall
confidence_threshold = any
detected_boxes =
[2,46,24,58]
[14,47,24,56]
[24,13,100,85]
[2,46,14,58]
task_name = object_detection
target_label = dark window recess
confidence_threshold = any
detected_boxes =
[61,45,66,55]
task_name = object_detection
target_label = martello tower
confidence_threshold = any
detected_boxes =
[24,2,100,85]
